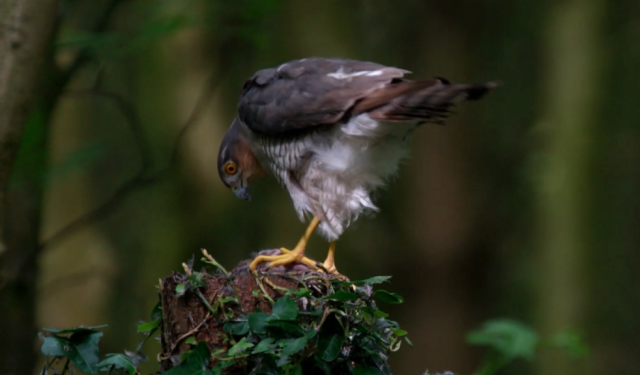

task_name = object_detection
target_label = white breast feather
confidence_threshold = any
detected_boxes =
[292,114,415,240]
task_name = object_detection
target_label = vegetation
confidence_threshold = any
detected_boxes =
[38,258,586,375]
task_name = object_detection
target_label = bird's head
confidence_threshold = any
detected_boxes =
[217,118,263,201]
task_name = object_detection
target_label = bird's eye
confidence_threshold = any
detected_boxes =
[225,162,237,175]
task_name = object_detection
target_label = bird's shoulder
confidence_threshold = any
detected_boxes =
[237,57,410,135]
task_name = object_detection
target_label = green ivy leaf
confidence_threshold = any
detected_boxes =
[466,319,539,360]
[218,297,238,305]
[270,296,298,321]
[373,290,404,304]
[361,307,389,318]
[390,328,408,337]
[41,336,67,357]
[175,283,186,297]
[352,365,383,375]
[66,331,103,374]
[164,342,210,375]
[150,302,162,321]
[189,272,206,288]
[314,356,333,375]
[138,302,162,334]
[137,319,160,333]
[404,337,413,346]
[289,364,303,375]
[323,291,359,302]
[185,336,197,345]
[266,320,306,336]
[350,276,392,285]
[276,355,290,367]
[317,333,343,362]
[220,359,236,369]
[224,320,250,336]
[42,325,108,334]
[252,338,276,354]
[286,289,312,298]
[249,312,270,334]
[211,348,226,358]
[97,353,137,375]
[282,330,316,356]
[227,337,254,357]
[210,363,223,375]
[550,331,589,358]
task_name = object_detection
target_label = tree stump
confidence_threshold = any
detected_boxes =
[157,250,407,374]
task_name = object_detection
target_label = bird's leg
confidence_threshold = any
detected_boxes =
[249,217,320,271]
[321,241,339,274]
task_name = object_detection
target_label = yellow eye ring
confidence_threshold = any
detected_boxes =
[224,162,237,175]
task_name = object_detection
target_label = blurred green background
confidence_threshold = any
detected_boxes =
[2,0,639,374]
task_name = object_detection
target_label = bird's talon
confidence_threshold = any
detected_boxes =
[316,262,328,273]
[278,247,292,254]
[249,247,320,272]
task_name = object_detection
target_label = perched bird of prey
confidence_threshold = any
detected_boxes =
[217,57,495,273]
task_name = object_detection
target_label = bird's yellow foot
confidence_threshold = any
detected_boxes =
[250,217,322,272]
[249,246,319,272]
[320,241,339,274]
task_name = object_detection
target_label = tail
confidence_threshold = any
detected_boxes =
[355,78,498,123]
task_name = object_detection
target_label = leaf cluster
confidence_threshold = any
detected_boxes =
[466,319,589,375]
[166,274,409,375]
[39,271,410,375]
[40,325,144,375]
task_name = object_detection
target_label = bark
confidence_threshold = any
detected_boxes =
[159,257,348,373]
[0,0,58,257]
[0,1,58,374]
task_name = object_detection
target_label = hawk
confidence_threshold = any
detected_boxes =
[217,57,496,273]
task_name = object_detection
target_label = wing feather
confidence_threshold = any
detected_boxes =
[238,58,409,135]
[237,57,497,134]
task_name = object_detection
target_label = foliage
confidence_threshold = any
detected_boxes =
[466,319,589,375]
[40,321,149,374]
[39,264,410,375]
[165,267,409,375]
[39,261,587,375]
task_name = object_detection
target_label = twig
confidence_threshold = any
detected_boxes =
[263,278,289,293]
[313,307,331,331]
[39,73,220,252]
[42,357,57,374]
[182,262,192,276]
[196,289,216,315]
[281,273,311,292]
[201,248,229,275]
[157,313,213,362]
[61,357,70,374]
[254,276,275,305]
[157,301,215,361]
[158,289,219,362]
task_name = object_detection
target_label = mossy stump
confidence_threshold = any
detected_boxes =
[158,251,408,374]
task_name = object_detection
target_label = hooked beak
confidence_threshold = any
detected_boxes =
[233,186,251,201]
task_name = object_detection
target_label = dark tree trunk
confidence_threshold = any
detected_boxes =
[0,1,59,374]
